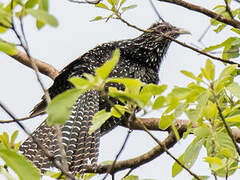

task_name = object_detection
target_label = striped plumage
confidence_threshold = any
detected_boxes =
[20,22,189,174]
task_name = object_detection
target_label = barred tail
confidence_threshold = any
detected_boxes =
[19,121,55,172]
[60,90,100,174]
[20,90,101,174]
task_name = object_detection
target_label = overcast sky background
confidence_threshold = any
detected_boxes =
[0,0,239,179]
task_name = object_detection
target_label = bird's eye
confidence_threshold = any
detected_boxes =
[161,27,168,32]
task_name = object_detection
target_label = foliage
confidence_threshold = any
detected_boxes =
[0,0,240,180]
[0,131,40,180]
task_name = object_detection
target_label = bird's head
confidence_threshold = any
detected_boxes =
[149,22,190,39]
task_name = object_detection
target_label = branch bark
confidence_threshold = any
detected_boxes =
[10,50,59,80]
[86,129,182,174]
[158,0,240,29]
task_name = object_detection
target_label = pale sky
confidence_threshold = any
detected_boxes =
[0,0,239,179]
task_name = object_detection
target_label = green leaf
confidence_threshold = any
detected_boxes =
[202,101,218,120]
[108,87,133,103]
[174,103,184,118]
[122,175,139,180]
[44,171,64,179]
[159,113,174,130]
[183,138,203,169]
[192,176,209,180]
[111,105,125,118]
[26,9,58,27]
[186,109,201,122]
[169,87,191,100]
[46,88,84,126]
[83,173,96,180]
[141,84,167,96]
[90,16,105,22]
[181,70,202,82]
[69,76,93,89]
[225,114,240,123]
[95,49,120,81]
[120,0,126,6]
[107,0,118,6]
[0,132,10,148]
[38,0,48,11]
[227,82,240,99]
[172,154,184,177]
[95,3,109,10]
[0,41,18,55]
[202,37,238,60]
[171,123,180,141]
[205,59,215,80]
[10,130,18,147]
[139,84,167,106]
[205,132,238,176]
[231,27,240,35]
[122,4,137,12]
[220,148,233,158]
[89,109,111,134]
[25,0,38,8]
[215,65,237,93]
[205,157,223,165]
[0,144,40,180]
[193,127,210,138]
[214,23,226,33]
[0,7,11,28]
[197,91,209,107]
[152,96,165,109]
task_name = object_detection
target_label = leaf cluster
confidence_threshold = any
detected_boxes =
[0,0,58,56]
[91,0,137,21]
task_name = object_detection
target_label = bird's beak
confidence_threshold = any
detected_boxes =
[176,28,191,35]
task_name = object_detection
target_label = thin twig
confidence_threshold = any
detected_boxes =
[136,118,201,180]
[68,0,101,4]
[123,168,134,178]
[0,114,40,123]
[211,89,240,156]
[86,130,180,174]
[198,24,211,42]
[210,114,217,180]
[148,0,165,22]
[102,130,131,180]
[224,0,234,19]
[115,13,240,67]
[158,0,240,29]
[10,1,70,177]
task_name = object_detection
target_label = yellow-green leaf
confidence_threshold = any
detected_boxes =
[225,114,240,123]
[0,144,40,180]
[95,49,120,80]
[159,113,174,130]
[172,154,184,177]
[205,59,215,80]
[227,82,240,99]
[89,109,111,134]
[95,3,109,10]
[26,9,58,27]
[205,157,223,165]
[46,88,84,126]
[152,96,165,109]
[0,41,18,55]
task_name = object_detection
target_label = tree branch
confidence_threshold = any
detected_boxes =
[86,129,181,174]
[157,0,240,29]
[11,50,59,80]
